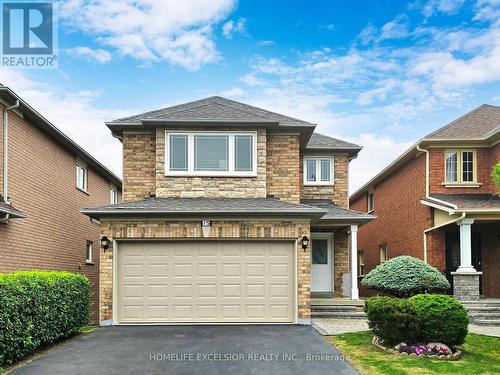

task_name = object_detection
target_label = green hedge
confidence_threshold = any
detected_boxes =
[0,271,90,366]
[365,296,420,346]
[410,294,469,347]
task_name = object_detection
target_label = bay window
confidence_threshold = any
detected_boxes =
[303,157,333,185]
[165,131,257,176]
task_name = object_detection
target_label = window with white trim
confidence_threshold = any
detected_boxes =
[445,150,476,184]
[110,185,118,204]
[379,244,387,264]
[165,131,257,176]
[358,250,365,276]
[85,241,93,263]
[76,159,87,192]
[303,157,333,185]
[367,192,374,212]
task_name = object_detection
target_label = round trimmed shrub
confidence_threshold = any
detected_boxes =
[365,296,420,346]
[361,256,450,297]
[410,294,469,347]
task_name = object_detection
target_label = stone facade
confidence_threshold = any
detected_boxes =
[99,219,311,324]
[155,128,267,198]
[266,133,301,203]
[300,153,349,207]
[451,272,482,301]
[123,131,156,202]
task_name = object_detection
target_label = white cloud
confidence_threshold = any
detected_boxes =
[380,15,410,40]
[257,40,275,46]
[349,134,414,192]
[0,68,135,177]
[60,0,236,70]
[219,87,245,97]
[222,18,246,39]
[66,47,112,64]
[421,0,466,18]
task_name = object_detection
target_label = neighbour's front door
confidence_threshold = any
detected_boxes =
[311,234,333,293]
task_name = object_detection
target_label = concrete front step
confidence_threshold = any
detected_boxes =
[469,313,500,320]
[472,319,500,327]
[312,305,363,311]
[462,301,500,308]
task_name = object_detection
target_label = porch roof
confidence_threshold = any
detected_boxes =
[0,201,26,219]
[300,199,375,225]
[423,194,500,214]
[81,197,328,220]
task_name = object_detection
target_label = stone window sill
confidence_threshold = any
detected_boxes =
[441,183,482,188]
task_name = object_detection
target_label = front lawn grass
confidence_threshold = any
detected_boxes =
[329,331,500,375]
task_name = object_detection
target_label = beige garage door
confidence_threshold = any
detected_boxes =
[117,241,295,323]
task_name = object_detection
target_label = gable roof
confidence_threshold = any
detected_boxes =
[424,104,500,140]
[350,103,500,202]
[305,133,362,158]
[108,96,315,127]
[0,86,122,188]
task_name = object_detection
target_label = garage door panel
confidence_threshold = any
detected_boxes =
[118,241,295,323]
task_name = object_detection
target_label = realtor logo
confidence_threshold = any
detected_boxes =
[1,1,58,68]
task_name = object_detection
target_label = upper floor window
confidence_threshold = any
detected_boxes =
[445,150,476,184]
[367,192,374,212]
[110,185,118,204]
[303,157,333,185]
[165,131,256,176]
[76,158,88,192]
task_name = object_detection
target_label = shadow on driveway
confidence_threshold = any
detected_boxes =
[12,325,358,375]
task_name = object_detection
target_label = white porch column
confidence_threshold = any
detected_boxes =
[350,225,359,300]
[456,218,476,273]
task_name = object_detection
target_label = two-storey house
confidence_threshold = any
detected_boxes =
[82,96,373,326]
[0,86,122,322]
[350,104,500,302]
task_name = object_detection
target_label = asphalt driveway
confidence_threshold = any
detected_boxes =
[12,325,358,375]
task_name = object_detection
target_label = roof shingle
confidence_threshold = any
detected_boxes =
[424,104,500,140]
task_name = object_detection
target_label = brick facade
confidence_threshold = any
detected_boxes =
[0,105,120,323]
[350,154,436,293]
[429,147,497,195]
[99,219,311,323]
[266,133,301,203]
[123,131,156,202]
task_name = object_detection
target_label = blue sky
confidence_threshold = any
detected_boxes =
[1,0,499,191]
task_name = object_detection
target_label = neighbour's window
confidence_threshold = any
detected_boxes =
[76,159,88,192]
[367,192,374,212]
[86,241,93,263]
[379,244,387,263]
[303,157,333,185]
[110,185,118,204]
[358,250,365,276]
[445,150,476,184]
[166,132,256,176]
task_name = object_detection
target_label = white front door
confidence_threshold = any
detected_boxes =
[311,234,333,292]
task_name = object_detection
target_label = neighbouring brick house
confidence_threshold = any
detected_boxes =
[350,104,500,300]
[82,96,374,326]
[0,86,122,323]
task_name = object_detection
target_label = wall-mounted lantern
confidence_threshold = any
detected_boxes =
[100,236,110,251]
[301,235,309,251]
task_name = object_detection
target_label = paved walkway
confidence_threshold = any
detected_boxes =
[469,324,500,337]
[313,318,500,338]
[313,319,369,336]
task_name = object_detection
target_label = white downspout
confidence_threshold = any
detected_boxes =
[1,99,20,223]
[416,143,466,263]
[2,99,20,203]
